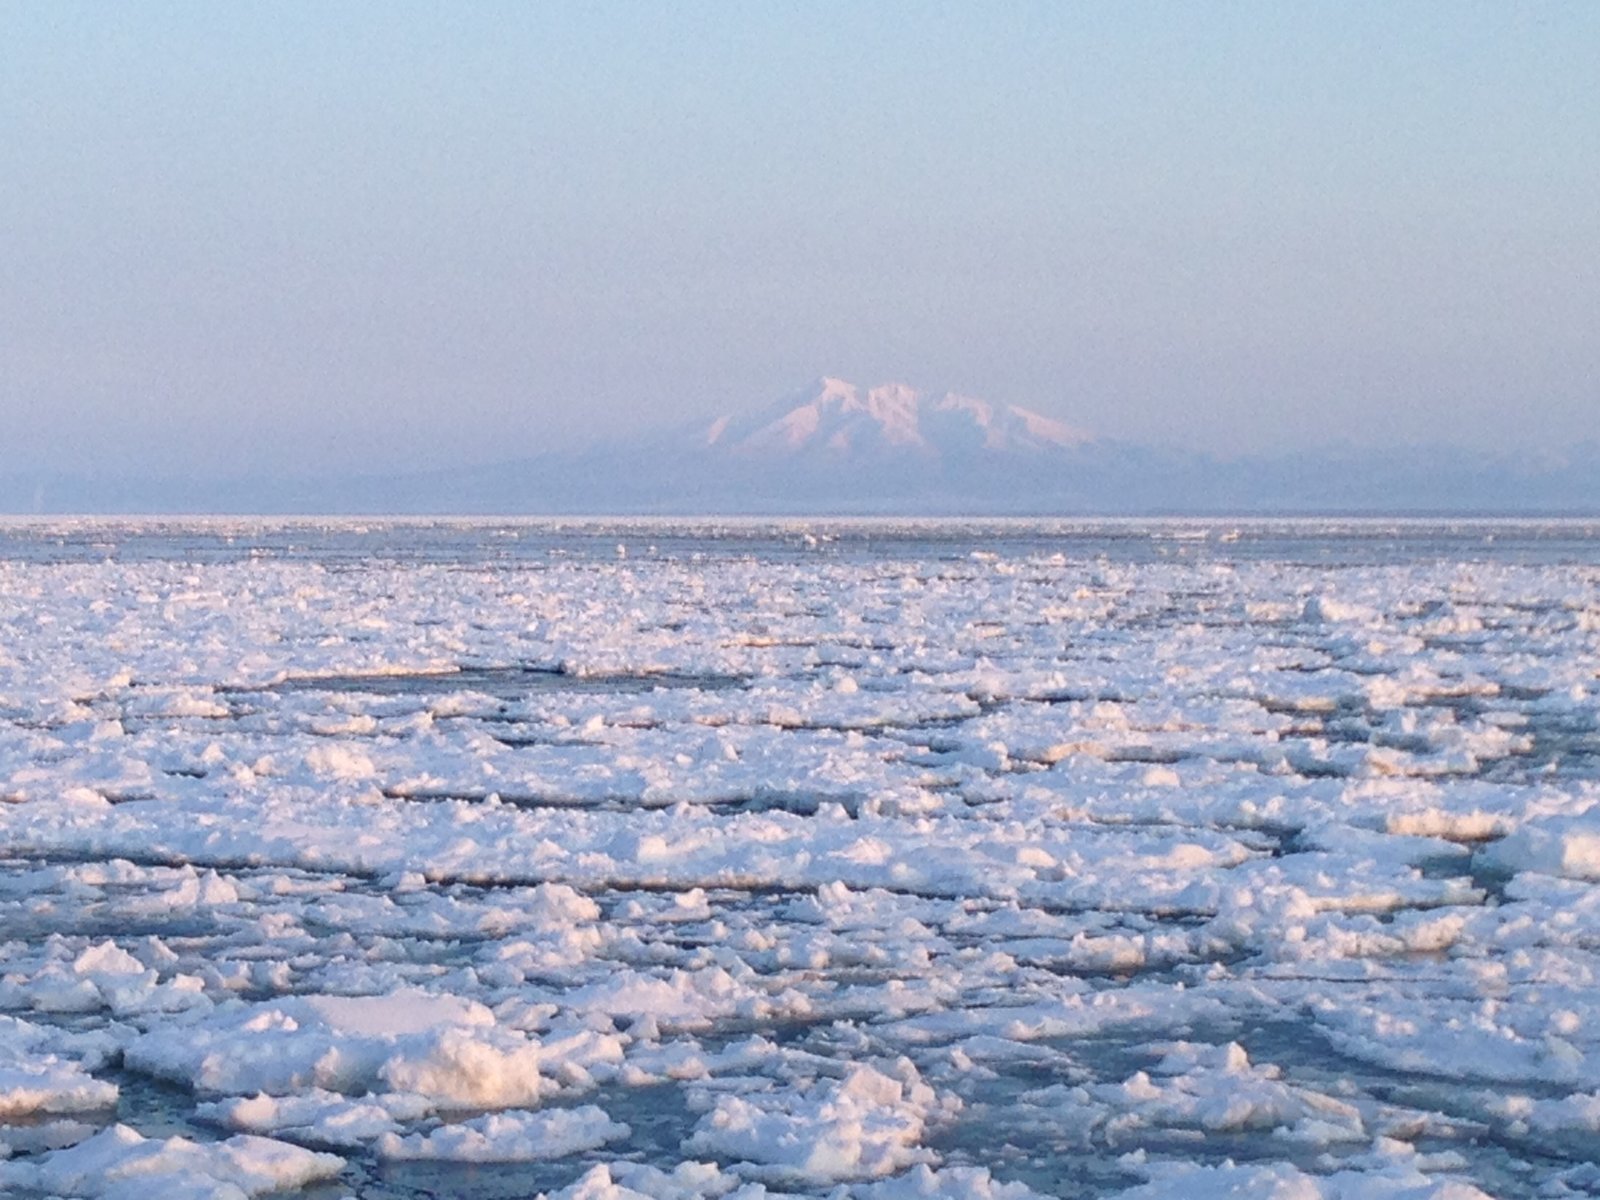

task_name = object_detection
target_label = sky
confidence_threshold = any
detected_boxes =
[2,2,1597,478]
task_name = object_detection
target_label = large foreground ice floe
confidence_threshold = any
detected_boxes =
[0,517,1597,1198]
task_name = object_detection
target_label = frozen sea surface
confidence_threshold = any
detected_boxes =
[1,517,1598,1199]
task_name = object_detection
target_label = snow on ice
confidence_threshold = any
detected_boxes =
[0,517,1597,1198]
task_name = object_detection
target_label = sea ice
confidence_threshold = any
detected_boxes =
[0,517,1596,1197]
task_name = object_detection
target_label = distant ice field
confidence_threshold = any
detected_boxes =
[3,514,1599,566]
[1,518,1598,1199]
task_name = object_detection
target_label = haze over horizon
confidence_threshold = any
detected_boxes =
[4,3,1597,483]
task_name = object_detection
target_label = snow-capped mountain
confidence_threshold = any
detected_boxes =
[6,376,1599,515]
[702,377,1093,460]
[643,375,1124,511]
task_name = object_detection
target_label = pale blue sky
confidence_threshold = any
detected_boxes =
[2,2,1596,475]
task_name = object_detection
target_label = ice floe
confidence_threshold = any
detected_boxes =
[0,517,1597,1197]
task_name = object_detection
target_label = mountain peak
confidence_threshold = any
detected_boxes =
[704,377,1093,460]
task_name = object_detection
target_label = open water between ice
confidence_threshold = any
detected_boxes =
[1,518,1598,1199]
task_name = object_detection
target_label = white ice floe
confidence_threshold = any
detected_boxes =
[1483,812,1600,881]
[539,1160,1048,1200]
[0,1122,344,1199]
[0,1016,119,1120]
[1022,1041,1366,1147]
[377,1103,630,1160]
[127,987,622,1108]
[198,1088,433,1147]
[683,1059,957,1183]
[1106,1156,1493,1198]
[538,1160,768,1200]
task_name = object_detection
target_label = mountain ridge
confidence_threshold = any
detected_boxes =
[3,377,1598,515]
[701,376,1094,460]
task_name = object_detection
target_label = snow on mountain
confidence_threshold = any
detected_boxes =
[6,376,1599,515]
[702,377,1093,460]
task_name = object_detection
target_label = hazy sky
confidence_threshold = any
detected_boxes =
[3,2,1597,476]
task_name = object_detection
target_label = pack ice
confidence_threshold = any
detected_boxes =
[0,517,1597,1199]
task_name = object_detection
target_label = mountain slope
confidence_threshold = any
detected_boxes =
[702,376,1093,460]
[4,378,1598,514]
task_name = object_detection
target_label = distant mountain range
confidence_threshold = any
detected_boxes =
[5,377,1599,515]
